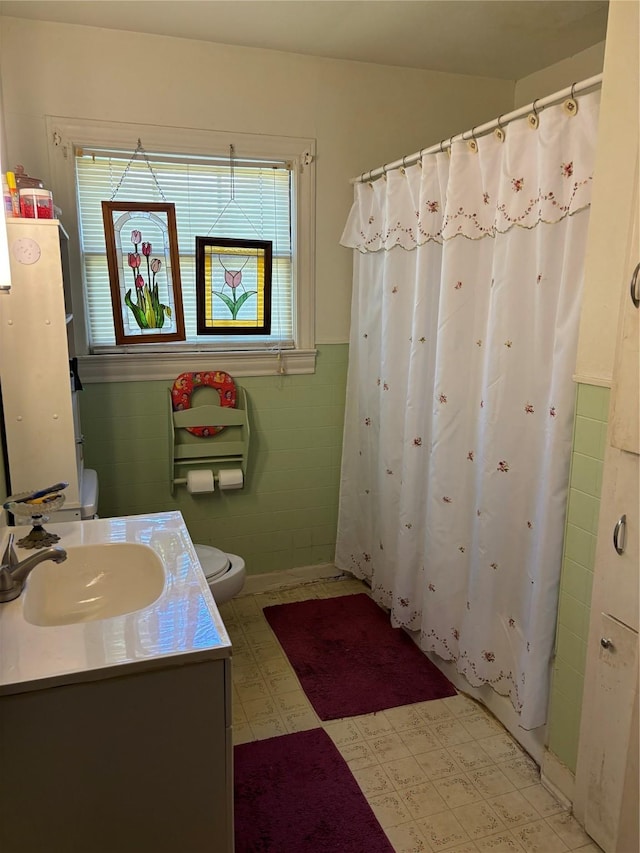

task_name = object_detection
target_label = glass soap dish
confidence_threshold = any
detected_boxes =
[4,491,67,549]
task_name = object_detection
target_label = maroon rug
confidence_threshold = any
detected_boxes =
[264,593,457,720]
[234,728,393,853]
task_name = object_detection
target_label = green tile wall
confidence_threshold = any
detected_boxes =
[79,344,348,576]
[547,383,610,772]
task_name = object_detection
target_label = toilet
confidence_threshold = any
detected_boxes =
[194,544,246,605]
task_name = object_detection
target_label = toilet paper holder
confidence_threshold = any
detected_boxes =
[173,468,244,493]
[168,386,250,495]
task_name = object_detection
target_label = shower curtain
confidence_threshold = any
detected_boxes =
[337,91,600,730]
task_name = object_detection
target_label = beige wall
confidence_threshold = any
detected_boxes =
[0,16,514,345]
[514,42,605,108]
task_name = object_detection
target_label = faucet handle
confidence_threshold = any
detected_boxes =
[1,533,18,569]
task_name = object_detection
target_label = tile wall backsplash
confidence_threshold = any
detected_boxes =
[79,344,348,575]
[547,383,610,773]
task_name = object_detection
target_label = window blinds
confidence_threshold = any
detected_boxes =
[75,152,294,350]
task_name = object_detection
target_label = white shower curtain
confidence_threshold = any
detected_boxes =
[337,91,600,730]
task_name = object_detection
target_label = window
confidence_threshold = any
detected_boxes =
[47,117,316,380]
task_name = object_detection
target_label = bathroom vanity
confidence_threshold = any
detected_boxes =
[0,512,233,853]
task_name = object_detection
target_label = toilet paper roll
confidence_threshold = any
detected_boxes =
[217,468,244,490]
[186,469,215,494]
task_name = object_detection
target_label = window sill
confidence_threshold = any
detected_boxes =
[77,348,317,383]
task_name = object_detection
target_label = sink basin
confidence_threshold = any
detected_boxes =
[22,543,165,627]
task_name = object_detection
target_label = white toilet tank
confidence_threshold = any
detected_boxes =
[80,468,99,519]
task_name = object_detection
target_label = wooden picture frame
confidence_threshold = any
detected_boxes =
[102,201,186,345]
[196,237,272,335]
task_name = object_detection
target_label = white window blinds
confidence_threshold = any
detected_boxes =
[75,151,294,351]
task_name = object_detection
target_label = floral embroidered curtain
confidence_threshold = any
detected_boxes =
[341,94,598,251]
[337,91,600,730]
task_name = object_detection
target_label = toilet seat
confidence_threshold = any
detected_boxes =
[195,544,231,582]
[170,371,236,437]
[194,544,246,604]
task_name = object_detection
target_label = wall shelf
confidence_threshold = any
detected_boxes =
[168,388,250,494]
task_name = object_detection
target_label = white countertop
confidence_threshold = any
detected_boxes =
[0,512,231,696]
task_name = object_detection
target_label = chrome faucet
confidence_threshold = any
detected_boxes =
[0,533,67,603]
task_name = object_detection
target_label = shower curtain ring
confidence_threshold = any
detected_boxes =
[528,99,540,130]
[564,82,579,116]
[401,155,408,174]
[382,164,388,180]
[467,126,478,153]
[418,148,425,167]
[494,114,506,143]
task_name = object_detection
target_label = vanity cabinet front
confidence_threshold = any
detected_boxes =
[0,658,233,853]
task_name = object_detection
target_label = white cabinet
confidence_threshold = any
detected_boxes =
[576,180,639,850]
[577,608,639,852]
[573,4,639,850]
[576,283,639,853]
[610,191,639,455]
[578,614,638,851]
[577,411,639,852]
[0,218,84,517]
[592,445,639,634]
[575,181,639,853]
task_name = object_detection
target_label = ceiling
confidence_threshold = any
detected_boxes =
[0,0,609,80]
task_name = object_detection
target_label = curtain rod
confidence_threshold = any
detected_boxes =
[351,73,603,184]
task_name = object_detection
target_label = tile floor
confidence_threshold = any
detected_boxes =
[218,576,602,853]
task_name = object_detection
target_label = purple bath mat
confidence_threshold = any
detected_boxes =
[234,728,393,853]
[263,593,457,720]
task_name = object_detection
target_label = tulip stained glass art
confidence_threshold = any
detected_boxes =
[102,201,186,345]
[195,237,272,335]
